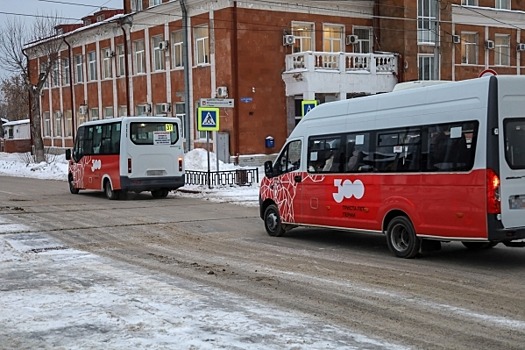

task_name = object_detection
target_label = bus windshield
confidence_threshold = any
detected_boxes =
[130,122,179,145]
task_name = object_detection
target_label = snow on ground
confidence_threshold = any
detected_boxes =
[0,150,403,349]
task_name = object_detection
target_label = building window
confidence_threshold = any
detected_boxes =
[118,105,127,117]
[43,112,51,137]
[149,0,161,6]
[175,102,185,139]
[323,24,344,52]
[292,22,315,53]
[130,0,143,11]
[40,63,49,88]
[194,25,209,66]
[461,0,478,5]
[63,58,70,85]
[51,60,59,87]
[133,40,146,74]
[64,110,72,137]
[104,107,114,119]
[75,55,83,83]
[171,30,184,68]
[353,27,372,53]
[419,55,436,80]
[495,0,510,9]
[90,108,99,121]
[136,104,150,115]
[102,47,113,79]
[88,51,97,81]
[54,111,62,137]
[461,32,478,64]
[495,34,510,66]
[151,36,166,71]
[418,0,438,44]
[117,44,125,77]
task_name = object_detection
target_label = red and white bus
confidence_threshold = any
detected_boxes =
[66,116,185,200]
[259,75,525,258]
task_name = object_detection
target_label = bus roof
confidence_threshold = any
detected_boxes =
[77,116,181,128]
[290,75,520,138]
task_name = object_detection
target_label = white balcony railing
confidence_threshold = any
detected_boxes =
[282,51,398,97]
[284,51,397,74]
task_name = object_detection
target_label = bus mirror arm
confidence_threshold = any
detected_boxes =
[65,149,71,161]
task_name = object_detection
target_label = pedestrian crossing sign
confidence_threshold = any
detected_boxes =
[301,100,318,117]
[197,107,220,131]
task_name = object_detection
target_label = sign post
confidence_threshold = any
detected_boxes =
[197,107,220,189]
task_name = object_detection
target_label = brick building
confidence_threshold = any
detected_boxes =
[24,0,525,162]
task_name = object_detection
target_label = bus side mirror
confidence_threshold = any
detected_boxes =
[264,160,274,178]
[65,149,71,160]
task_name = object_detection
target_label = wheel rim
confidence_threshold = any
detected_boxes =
[266,210,279,232]
[391,223,411,252]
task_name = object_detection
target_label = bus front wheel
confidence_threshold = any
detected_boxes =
[68,174,79,194]
[104,180,119,200]
[386,216,421,259]
[264,204,285,237]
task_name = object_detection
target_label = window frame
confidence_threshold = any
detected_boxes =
[88,51,97,81]
[133,39,146,74]
[194,25,209,66]
[461,32,479,65]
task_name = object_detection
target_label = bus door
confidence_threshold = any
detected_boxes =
[268,139,304,224]
[500,117,525,228]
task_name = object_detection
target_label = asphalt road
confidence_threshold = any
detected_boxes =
[1,176,524,349]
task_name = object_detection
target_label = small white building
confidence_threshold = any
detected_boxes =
[3,119,30,140]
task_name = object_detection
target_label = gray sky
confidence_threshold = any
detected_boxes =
[0,0,123,78]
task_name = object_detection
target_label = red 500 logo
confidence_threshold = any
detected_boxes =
[332,179,365,203]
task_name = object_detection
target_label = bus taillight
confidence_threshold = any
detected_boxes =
[178,157,183,172]
[487,168,501,214]
[128,158,132,174]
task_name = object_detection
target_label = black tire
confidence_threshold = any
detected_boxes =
[461,241,498,250]
[104,180,119,200]
[386,216,421,258]
[68,174,79,194]
[264,204,285,237]
[151,189,169,199]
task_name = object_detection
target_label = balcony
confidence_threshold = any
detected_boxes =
[282,51,398,98]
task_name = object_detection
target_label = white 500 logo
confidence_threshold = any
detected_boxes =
[332,179,365,203]
[91,159,102,172]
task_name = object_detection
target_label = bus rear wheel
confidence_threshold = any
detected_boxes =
[104,180,119,200]
[151,189,169,198]
[68,174,79,194]
[264,204,285,237]
[386,216,421,258]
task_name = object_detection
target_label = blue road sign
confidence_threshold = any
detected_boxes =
[197,107,220,131]
[301,100,318,117]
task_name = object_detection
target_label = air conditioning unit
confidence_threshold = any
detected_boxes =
[104,50,114,58]
[517,43,525,52]
[216,86,228,98]
[346,35,359,45]
[79,105,88,115]
[283,34,295,46]
[452,35,461,44]
[158,40,169,51]
[160,103,171,113]
[485,40,495,50]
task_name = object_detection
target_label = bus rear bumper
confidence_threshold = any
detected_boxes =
[120,175,185,192]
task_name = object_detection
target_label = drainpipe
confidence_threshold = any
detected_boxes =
[232,1,239,157]
[63,37,76,140]
[181,0,191,152]
[119,16,133,116]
